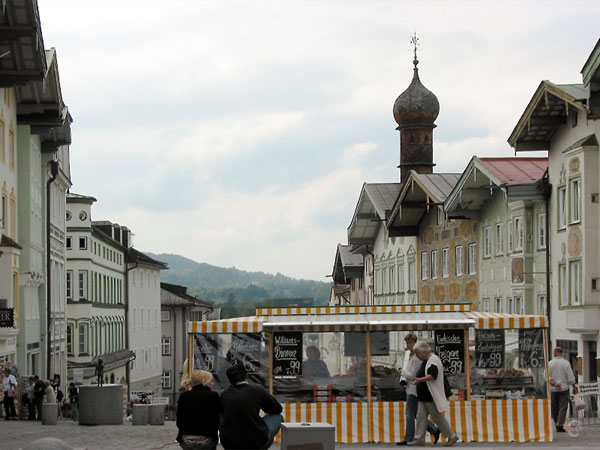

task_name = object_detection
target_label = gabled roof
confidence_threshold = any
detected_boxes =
[332,244,363,284]
[386,172,460,236]
[67,193,97,204]
[127,248,168,270]
[444,157,548,218]
[161,282,213,308]
[0,234,23,250]
[563,134,598,153]
[347,183,401,245]
[508,80,588,151]
[582,39,600,87]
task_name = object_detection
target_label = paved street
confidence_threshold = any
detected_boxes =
[3,419,600,450]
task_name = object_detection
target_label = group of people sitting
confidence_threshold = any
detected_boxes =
[176,364,283,450]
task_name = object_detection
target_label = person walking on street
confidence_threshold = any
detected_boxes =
[548,347,576,432]
[220,365,284,450]
[33,376,44,420]
[176,370,220,449]
[397,333,440,446]
[409,342,459,447]
[2,368,18,420]
[69,383,79,422]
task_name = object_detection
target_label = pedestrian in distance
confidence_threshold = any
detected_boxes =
[2,367,18,420]
[32,376,44,420]
[548,347,576,432]
[397,333,440,445]
[69,382,79,422]
[219,364,284,450]
[27,376,36,420]
[409,342,459,447]
[176,370,220,450]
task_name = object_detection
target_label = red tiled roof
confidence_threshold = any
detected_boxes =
[475,157,548,185]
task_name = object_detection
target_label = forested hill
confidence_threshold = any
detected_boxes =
[146,253,331,307]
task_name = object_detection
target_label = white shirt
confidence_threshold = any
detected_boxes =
[2,374,17,391]
[402,352,423,396]
[548,356,575,392]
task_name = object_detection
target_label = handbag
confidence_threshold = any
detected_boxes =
[7,388,18,398]
[574,395,586,411]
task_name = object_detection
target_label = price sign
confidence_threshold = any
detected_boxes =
[518,329,545,369]
[475,329,505,369]
[193,334,219,373]
[229,333,262,373]
[435,329,465,374]
[272,331,302,378]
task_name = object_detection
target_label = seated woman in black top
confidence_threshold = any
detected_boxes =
[176,370,220,450]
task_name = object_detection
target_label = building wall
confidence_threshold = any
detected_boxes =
[129,265,162,396]
[160,306,177,403]
[547,110,600,382]
[417,208,479,307]
[0,87,20,365]
[478,193,547,316]
[372,228,418,305]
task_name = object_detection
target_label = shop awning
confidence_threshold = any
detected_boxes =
[464,311,547,329]
[256,303,472,317]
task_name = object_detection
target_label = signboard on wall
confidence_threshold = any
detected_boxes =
[0,308,14,328]
[518,329,545,368]
[475,329,505,369]
[434,329,465,374]
[272,331,302,378]
[229,333,262,373]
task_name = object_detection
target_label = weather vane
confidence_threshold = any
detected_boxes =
[411,31,420,70]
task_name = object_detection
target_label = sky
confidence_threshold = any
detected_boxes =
[37,0,600,281]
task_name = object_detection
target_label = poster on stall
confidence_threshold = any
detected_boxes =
[518,328,545,368]
[229,333,262,373]
[193,334,220,373]
[272,331,302,378]
[475,329,505,368]
[434,329,465,374]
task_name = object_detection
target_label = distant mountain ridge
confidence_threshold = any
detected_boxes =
[145,252,331,306]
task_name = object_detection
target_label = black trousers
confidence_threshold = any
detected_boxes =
[3,392,16,418]
[33,397,43,420]
[551,390,570,427]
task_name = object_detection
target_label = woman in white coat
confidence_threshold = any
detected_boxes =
[409,342,459,447]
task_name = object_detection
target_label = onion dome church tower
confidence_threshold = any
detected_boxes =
[393,34,440,181]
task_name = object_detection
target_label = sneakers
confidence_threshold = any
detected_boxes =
[433,429,441,444]
[444,435,459,447]
[407,440,425,446]
[397,442,409,446]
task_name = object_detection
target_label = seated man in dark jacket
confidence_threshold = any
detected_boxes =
[220,365,284,450]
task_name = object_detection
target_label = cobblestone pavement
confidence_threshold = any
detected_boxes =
[2,419,600,450]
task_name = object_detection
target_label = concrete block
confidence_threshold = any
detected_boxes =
[41,404,58,425]
[281,422,335,450]
[78,384,124,425]
[148,404,164,425]
[132,404,149,426]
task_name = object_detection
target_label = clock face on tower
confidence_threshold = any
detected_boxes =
[79,211,87,221]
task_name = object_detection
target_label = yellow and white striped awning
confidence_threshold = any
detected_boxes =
[256,303,472,317]
[464,311,547,329]
[187,309,548,334]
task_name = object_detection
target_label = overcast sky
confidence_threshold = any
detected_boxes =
[38,0,600,281]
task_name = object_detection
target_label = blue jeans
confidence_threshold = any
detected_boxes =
[71,402,79,421]
[261,414,284,449]
[405,394,438,442]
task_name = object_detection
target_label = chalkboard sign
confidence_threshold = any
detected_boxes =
[272,332,302,378]
[344,332,389,357]
[229,333,262,373]
[518,329,545,368]
[475,329,505,369]
[434,329,465,374]
[194,334,219,373]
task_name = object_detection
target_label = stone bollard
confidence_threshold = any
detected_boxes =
[41,403,58,425]
[79,384,124,425]
[148,404,165,425]
[132,404,150,426]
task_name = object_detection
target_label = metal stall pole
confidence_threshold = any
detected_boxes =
[188,333,193,387]
[269,332,274,394]
[465,327,471,401]
[366,329,373,442]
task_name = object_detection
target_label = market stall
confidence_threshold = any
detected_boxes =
[186,303,552,443]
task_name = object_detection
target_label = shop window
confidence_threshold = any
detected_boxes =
[538,213,546,249]
[421,252,428,280]
[455,245,463,277]
[430,250,438,280]
[558,187,567,229]
[495,223,504,256]
[570,179,581,223]
[483,226,492,257]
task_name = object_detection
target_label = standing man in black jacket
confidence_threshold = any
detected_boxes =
[220,365,284,450]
